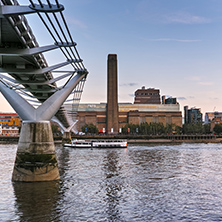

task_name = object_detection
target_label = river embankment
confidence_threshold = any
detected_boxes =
[70,134,221,144]
[0,135,221,144]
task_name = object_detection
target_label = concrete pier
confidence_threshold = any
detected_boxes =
[62,132,72,144]
[12,121,60,182]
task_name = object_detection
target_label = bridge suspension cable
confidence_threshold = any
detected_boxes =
[0,0,88,132]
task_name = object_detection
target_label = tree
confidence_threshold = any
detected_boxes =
[213,124,222,135]
[51,122,60,134]
[122,122,175,135]
[183,123,205,134]
[82,123,98,134]
[203,123,211,134]
[175,125,182,134]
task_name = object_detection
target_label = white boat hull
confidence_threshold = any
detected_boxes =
[92,140,127,148]
[64,139,127,148]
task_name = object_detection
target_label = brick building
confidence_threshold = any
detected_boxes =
[0,124,20,136]
[205,112,222,131]
[75,103,182,133]
[68,54,182,134]
[0,113,21,126]
[134,87,160,104]
[0,113,21,136]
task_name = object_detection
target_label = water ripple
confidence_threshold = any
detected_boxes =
[1,143,222,221]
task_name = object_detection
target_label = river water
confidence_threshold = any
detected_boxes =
[1,143,222,222]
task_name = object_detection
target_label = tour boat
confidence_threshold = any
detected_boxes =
[91,139,127,148]
[64,139,92,148]
[64,139,127,148]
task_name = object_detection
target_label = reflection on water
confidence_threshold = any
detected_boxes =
[102,150,123,221]
[13,181,61,222]
[1,143,222,221]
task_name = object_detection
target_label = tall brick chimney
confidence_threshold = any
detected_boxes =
[107,54,119,134]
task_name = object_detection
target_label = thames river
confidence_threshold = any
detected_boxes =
[1,143,222,221]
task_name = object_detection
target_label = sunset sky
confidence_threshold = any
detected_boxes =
[1,0,222,117]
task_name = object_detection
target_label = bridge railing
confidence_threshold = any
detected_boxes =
[0,0,88,132]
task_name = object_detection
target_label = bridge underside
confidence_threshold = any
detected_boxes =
[0,0,88,181]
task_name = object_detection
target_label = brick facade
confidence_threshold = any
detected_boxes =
[76,104,182,132]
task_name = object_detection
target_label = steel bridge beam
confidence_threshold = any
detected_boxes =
[0,72,86,121]
[0,60,81,74]
[0,4,64,17]
[0,43,76,56]
[0,0,88,182]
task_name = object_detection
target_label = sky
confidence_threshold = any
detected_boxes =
[1,0,222,117]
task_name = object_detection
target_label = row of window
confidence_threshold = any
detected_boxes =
[136,93,159,96]
[0,122,16,125]
[0,116,13,118]
[0,126,19,129]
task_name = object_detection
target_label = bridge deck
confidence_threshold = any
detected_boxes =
[0,0,88,130]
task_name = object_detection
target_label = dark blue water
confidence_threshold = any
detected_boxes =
[1,143,222,221]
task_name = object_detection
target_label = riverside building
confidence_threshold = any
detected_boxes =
[0,113,21,136]
[205,112,222,124]
[134,87,161,104]
[76,102,182,133]
[67,54,182,134]
[184,106,203,124]
[0,113,21,126]
[205,111,222,131]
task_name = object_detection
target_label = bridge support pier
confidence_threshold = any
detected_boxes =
[62,132,71,144]
[12,121,60,182]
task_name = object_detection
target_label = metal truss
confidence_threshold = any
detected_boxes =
[0,0,88,132]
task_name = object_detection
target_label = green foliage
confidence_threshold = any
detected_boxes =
[213,124,222,135]
[82,123,98,134]
[175,125,182,134]
[121,122,212,135]
[121,122,178,135]
[182,123,211,134]
[51,123,60,133]
[204,123,211,134]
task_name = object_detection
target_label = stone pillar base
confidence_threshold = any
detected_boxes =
[62,132,71,144]
[12,121,60,182]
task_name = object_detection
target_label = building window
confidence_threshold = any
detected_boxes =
[166,117,172,124]
[153,117,159,123]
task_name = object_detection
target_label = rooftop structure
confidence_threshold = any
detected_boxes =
[75,103,180,112]
[162,96,178,104]
[134,87,161,104]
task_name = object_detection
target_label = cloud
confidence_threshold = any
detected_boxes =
[177,97,186,100]
[120,83,138,87]
[135,2,211,25]
[209,97,219,100]
[188,76,201,81]
[186,77,214,86]
[66,16,87,29]
[147,38,200,43]
[129,94,134,97]
[198,81,214,86]
[165,12,211,24]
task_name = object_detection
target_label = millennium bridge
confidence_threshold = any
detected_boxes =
[0,0,88,181]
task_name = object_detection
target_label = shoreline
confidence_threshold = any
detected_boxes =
[0,136,221,144]
[127,138,222,144]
